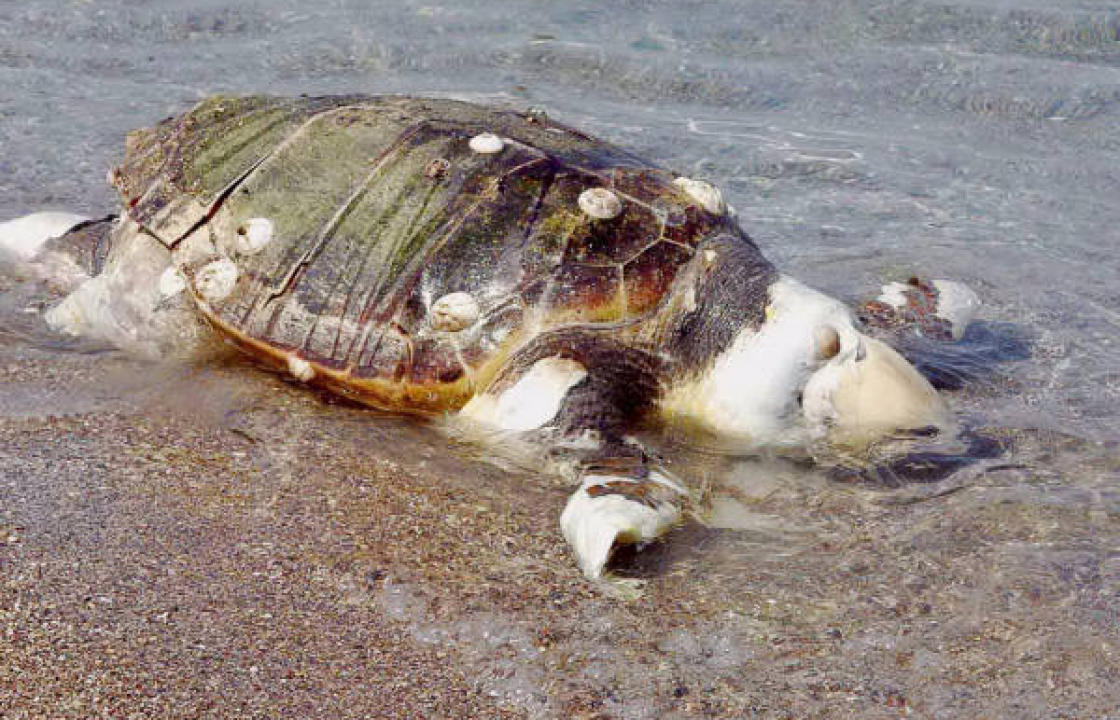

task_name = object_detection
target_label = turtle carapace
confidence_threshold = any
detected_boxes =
[2,96,961,579]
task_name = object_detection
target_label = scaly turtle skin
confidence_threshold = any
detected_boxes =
[7,95,960,580]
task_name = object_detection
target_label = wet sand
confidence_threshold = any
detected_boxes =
[2,335,1117,718]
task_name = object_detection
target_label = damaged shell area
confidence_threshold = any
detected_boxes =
[673,177,726,215]
[578,188,623,220]
[430,291,481,332]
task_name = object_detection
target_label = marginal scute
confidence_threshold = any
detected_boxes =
[409,337,467,385]
[663,204,723,249]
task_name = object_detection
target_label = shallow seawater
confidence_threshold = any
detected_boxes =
[2,0,1118,717]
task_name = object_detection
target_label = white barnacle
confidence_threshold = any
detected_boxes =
[158,266,187,297]
[235,217,273,255]
[673,177,726,215]
[287,354,315,382]
[430,291,480,332]
[468,132,505,154]
[578,187,623,220]
[194,258,239,302]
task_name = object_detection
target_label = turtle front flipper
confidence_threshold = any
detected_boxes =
[859,276,980,342]
[460,332,682,579]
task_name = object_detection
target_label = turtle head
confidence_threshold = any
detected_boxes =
[800,320,947,448]
[663,275,946,449]
[771,277,947,448]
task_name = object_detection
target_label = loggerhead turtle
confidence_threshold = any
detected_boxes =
[0,95,972,579]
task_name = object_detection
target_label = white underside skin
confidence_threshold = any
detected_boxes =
[460,356,588,432]
[662,276,859,446]
[932,279,981,341]
[560,469,687,579]
[876,281,912,310]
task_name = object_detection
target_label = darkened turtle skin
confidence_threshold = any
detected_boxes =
[112,95,775,421]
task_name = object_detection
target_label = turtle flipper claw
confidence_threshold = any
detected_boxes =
[560,469,686,579]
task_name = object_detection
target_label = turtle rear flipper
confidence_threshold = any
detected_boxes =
[561,464,686,580]
[0,212,91,264]
[41,217,208,358]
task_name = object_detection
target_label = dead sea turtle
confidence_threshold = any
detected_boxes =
[0,95,975,579]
